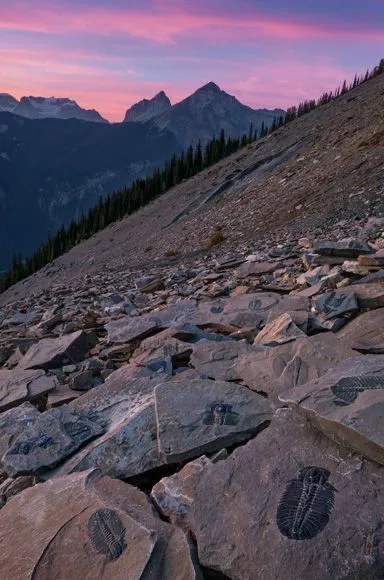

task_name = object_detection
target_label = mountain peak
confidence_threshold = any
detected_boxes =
[124,91,171,123]
[198,82,222,93]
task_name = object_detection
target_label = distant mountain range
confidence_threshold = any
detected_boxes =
[0,83,284,269]
[0,94,107,123]
[124,82,284,149]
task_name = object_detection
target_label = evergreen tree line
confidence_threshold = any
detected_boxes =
[1,58,383,293]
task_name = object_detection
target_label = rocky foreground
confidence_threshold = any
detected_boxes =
[1,216,384,579]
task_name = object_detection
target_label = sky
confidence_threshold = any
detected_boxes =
[1,0,383,122]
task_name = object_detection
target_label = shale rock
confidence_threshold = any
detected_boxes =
[337,308,384,353]
[0,402,40,458]
[18,331,97,370]
[52,371,163,479]
[340,282,384,309]
[191,293,308,331]
[191,409,384,580]
[0,369,57,412]
[0,470,202,579]
[190,339,260,381]
[236,333,354,405]
[279,355,384,465]
[151,455,213,529]
[155,379,271,463]
[2,405,105,476]
[313,238,374,258]
[254,312,308,346]
[105,301,196,343]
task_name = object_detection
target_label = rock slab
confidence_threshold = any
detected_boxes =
[191,410,384,580]
[155,378,271,463]
[279,355,384,465]
[0,470,202,579]
[2,405,105,476]
[0,369,57,412]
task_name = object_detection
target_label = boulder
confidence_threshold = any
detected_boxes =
[279,355,384,465]
[155,379,271,464]
[18,331,97,370]
[191,409,384,580]
[105,301,196,343]
[0,470,202,579]
[0,369,57,412]
[235,333,355,405]
[2,405,105,476]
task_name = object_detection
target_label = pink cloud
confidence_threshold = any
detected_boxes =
[1,2,383,44]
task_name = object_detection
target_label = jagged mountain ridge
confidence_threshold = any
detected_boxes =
[125,82,285,148]
[124,91,172,123]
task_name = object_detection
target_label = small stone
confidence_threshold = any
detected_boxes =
[70,370,94,391]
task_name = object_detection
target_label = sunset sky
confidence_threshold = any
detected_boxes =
[1,0,383,121]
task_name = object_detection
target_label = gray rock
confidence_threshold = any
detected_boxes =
[2,405,105,476]
[51,370,164,479]
[0,369,57,412]
[0,403,40,458]
[279,355,384,465]
[18,331,97,370]
[190,339,260,381]
[296,265,330,286]
[313,238,374,257]
[191,409,384,580]
[236,333,354,405]
[312,290,359,320]
[155,379,271,464]
[105,301,196,344]
[190,292,309,331]
[70,370,94,391]
[235,261,277,278]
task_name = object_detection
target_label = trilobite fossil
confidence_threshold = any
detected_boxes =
[12,434,54,455]
[203,403,239,426]
[277,466,337,540]
[63,421,92,441]
[331,376,384,405]
[88,508,127,561]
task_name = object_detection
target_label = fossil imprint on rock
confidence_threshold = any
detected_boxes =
[277,466,337,540]
[331,376,384,405]
[87,508,127,561]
